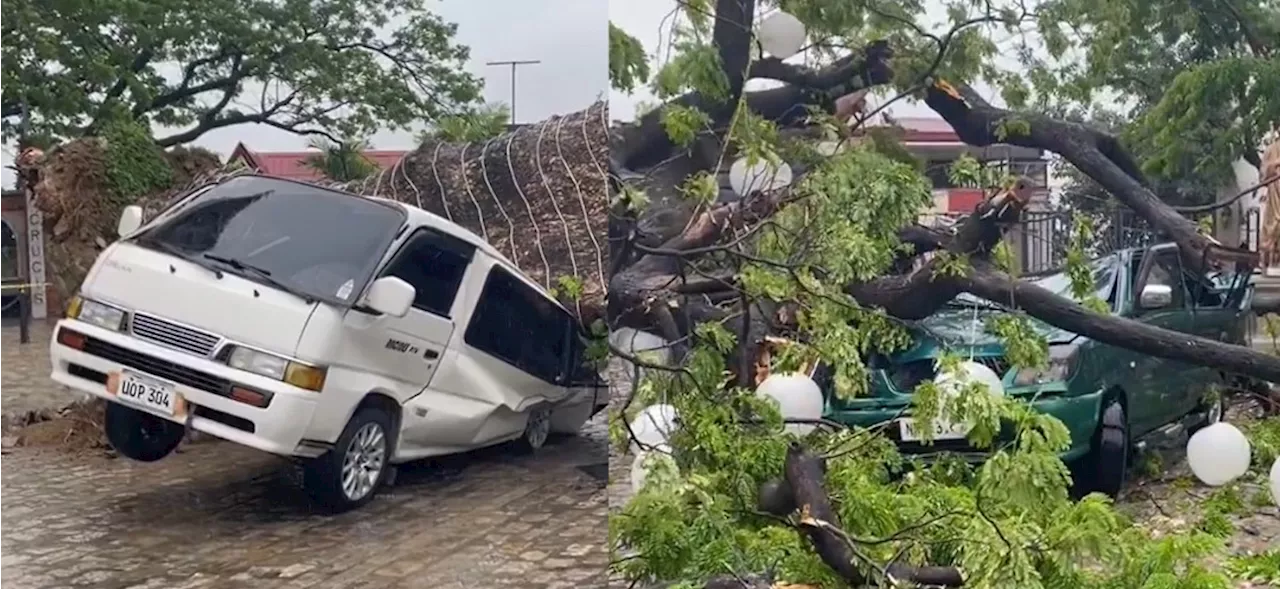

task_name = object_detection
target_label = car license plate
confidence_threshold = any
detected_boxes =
[899,417,970,441]
[112,371,180,416]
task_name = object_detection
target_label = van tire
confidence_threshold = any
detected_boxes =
[515,405,552,453]
[303,407,392,513]
[104,401,186,462]
[1072,398,1129,498]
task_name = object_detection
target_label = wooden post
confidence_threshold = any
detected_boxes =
[18,288,30,344]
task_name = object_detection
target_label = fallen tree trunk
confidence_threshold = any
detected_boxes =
[922,81,1256,275]
[345,101,610,322]
[958,263,1280,381]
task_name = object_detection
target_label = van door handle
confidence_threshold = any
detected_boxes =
[423,349,440,360]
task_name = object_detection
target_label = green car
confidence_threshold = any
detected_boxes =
[824,243,1255,496]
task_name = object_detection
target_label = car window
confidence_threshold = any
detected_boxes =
[1141,252,1187,308]
[381,228,475,318]
[464,266,573,384]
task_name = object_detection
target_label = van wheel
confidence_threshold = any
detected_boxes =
[516,405,552,453]
[104,401,185,462]
[303,407,391,513]
[1072,398,1129,498]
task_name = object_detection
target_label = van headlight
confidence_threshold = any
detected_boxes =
[224,346,328,391]
[1012,344,1079,386]
[66,295,127,331]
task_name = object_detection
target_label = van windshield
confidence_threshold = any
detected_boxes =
[131,176,405,306]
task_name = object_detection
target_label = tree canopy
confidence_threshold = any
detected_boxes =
[1,0,484,146]
[606,0,1279,587]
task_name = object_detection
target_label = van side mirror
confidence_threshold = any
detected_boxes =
[1139,283,1173,309]
[361,276,415,317]
[117,205,144,237]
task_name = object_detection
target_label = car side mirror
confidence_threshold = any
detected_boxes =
[360,276,415,317]
[117,205,144,237]
[1139,283,1173,309]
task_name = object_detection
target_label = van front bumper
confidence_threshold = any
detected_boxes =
[49,319,321,458]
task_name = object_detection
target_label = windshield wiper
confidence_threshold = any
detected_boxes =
[134,237,224,279]
[201,254,315,303]
[945,298,1005,311]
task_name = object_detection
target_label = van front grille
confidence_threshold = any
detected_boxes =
[129,312,221,357]
[81,336,230,395]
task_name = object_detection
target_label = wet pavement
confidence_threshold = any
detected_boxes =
[2,322,84,420]
[2,434,609,589]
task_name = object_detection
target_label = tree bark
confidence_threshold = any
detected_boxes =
[922,81,1257,274]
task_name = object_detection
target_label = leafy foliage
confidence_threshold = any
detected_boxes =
[2,0,483,145]
[304,137,379,182]
[1028,0,1278,188]
[99,118,173,204]
[420,103,512,143]
[609,23,650,93]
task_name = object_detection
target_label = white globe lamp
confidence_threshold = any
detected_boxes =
[1185,422,1252,486]
[1270,457,1280,506]
[610,328,671,379]
[629,403,679,453]
[728,158,793,196]
[757,11,807,59]
[936,360,1006,399]
[755,372,824,435]
[630,443,676,496]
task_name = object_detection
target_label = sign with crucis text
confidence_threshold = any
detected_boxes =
[24,188,46,319]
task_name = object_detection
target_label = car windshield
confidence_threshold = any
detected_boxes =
[131,176,405,306]
[951,255,1119,309]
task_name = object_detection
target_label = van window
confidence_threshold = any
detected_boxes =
[381,228,475,317]
[465,267,572,383]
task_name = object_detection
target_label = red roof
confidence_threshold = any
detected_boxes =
[889,117,961,142]
[228,143,409,181]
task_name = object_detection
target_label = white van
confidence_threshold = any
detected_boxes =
[49,175,608,511]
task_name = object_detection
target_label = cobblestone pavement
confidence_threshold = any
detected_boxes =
[2,322,85,419]
[2,421,609,588]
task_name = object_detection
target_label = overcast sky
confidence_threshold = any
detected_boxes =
[1,0,609,188]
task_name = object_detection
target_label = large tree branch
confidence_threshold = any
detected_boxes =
[613,40,895,171]
[960,262,1280,381]
[922,80,1256,273]
[133,47,243,117]
[153,91,345,147]
[845,181,1034,318]
[85,47,156,134]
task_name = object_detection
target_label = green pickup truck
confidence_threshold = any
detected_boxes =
[824,243,1255,496]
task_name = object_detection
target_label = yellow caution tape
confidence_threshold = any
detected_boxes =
[0,282,49,292]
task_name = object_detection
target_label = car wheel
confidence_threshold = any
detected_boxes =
[515,405,552,453]
[104,401,185,462]
[1072,397,1129,499]
[303,407,392,513]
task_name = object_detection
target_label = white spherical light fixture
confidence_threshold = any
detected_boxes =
[610,328,671,363]
[629,403,679,453]
[728,157,793,196]
[755,372,824,435]
[1185,422,1252,486]
[610,328,672,378]
[814,140,842,157]
[630,443,676,496]
[757,11,807,59]
[936,360,1006,399]
[1270,457,1280,506]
